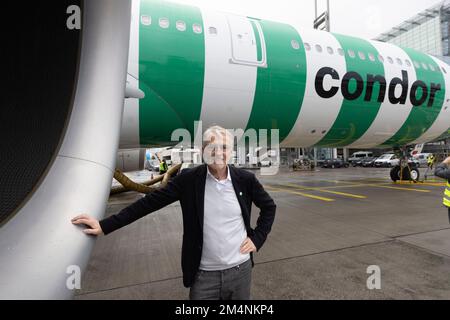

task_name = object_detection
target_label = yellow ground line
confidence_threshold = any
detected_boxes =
[315,183,374,189]
[319,179,359,185]
[399,182,445,187]
[265,186,335,202]
[283,183,367,199]
[368,184,430,193]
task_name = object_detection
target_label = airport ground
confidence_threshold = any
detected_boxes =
[75,166,450,300]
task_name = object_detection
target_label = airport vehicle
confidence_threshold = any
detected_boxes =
[293,156,315,171]
[3,0,450,299]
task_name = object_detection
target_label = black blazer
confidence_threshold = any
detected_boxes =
[99,164,276,287]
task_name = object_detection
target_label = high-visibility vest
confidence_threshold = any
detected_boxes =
[444,182,450,208]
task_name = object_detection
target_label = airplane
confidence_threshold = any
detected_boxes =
[1,0,449,299]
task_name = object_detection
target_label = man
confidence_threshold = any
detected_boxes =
[159,159,168,175]
[71,126,276,300]
[435,156,450,223]
[427,154,435,170]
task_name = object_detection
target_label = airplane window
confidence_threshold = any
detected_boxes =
[193,23,203,34]
[141,15,151,26]
[327,47,334,54]
[315,44,323,53]
[291,40,300,50]
[387,57,393,64]
[176,20,186,31]
[396,58,403,66]
[208,27,217,35]
[337,48,344,56]
[414,61,420,68]
[368,53,375,61]
[304,43,311,51]
[348,49,355,58]
[159,18,170,29]
[443,66,447,74]
[159,17,170,29]
[429,64,436,71]
[358,51,366,60]
[405,60,412,67]
[378,54,384,63]
[421,62,428,70]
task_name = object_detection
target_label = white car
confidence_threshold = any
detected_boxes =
[374,154,420,168]
[414,153,433,167]
[374,154,398,167]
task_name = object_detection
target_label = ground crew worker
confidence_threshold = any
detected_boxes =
[435,156,450,223]
[427,154,435,170]
[159,159,168,175]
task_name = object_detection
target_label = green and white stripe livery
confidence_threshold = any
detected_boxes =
[119,0,450,149]
[347,40,418,148]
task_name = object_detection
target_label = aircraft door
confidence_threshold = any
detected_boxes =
[226,15,267,68]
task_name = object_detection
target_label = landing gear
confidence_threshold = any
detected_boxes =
[389,146,420,183]
[390,165,420,182]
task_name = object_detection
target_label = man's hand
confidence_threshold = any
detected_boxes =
[71,214,103,236]
[443,157,450,165]
[240,237,256,254]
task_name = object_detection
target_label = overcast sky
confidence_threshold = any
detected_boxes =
[173,0,444,39]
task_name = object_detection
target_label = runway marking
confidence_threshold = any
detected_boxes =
[368,184,431,193]
[395,181,446,187]
[265,186,335,202]
[283,183,367,199]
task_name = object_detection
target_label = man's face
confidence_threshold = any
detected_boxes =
[203,132,233,171]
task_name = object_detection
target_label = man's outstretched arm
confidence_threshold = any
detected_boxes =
[72,173,184,236]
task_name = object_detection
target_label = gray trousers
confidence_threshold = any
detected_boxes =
[189,258,252,300]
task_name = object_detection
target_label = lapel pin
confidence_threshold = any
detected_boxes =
[239,192,243,196]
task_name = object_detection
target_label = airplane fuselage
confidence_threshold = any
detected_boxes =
[120,0,450,149]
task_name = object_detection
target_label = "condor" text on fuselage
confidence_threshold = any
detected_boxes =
[315,67,442,107]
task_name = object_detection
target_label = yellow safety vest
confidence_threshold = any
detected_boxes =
[444,182,450,208]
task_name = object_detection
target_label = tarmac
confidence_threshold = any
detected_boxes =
[74,166,450,299]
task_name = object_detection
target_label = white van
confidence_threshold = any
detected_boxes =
[349,151,373,164]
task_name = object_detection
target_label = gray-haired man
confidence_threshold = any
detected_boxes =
[72,126,276,300]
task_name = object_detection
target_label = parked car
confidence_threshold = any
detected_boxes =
[349,151,373,164]
[358,157,377,167]
[374,154,398,167]
[374,154,419,168]
[408,157,420,167]
[413,153,433,167]
[322,158,350,168]
[144,159,160,172]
